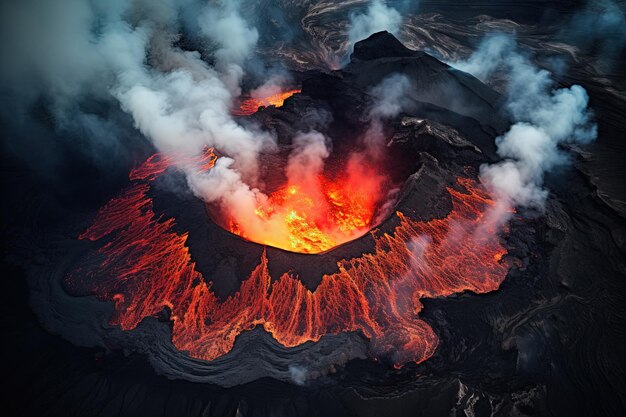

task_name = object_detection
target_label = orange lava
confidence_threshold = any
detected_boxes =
[69,150,509,365]
[233,89,301,116]
[228,159,385,253]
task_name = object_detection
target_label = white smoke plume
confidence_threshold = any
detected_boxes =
[286,131,330,188]
[190,130,331,249]
[348,0,402,48]
[198,1,259,95]
[0,0,282,224]
[402,34,596,280]
[288,365,308,386]
[369,72,414,118]
[452,33,597,212]
[363,73,414,157]
[451,34,516,82]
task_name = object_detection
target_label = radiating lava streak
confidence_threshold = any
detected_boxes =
[69,149,509,365]
[233,89,301,116]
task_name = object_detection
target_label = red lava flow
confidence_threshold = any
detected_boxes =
[232,89,301,116]
[69,148,509,365]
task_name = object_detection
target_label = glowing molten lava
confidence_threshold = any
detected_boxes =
[233,89,301,116]
[68,149,510,366]
[231,87,380,254]
[228,158,385,253]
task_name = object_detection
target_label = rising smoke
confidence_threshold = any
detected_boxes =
[348,0,402,50]
[452,33,597,213]
[197,1,259,95]
[0,0,284,227]
[363,72,413,158]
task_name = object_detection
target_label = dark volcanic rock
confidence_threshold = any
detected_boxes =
[351,31,418,61]
[389,117,485,168]
[394,153,454,219]
[392,117,481,154]
[344,32,507,132]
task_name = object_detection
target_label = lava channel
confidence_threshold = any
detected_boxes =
[232,89,301,116]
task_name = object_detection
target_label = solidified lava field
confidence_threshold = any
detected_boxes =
[1,1,625,417]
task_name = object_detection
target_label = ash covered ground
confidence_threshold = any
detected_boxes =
[1,1,626,417]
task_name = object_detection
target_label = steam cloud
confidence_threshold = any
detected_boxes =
[348,0,402,49]
[364,73,413,157]
[0,0,286,228]
[286,131,330,188]
[452,33,597,213]
[288,365,308,386]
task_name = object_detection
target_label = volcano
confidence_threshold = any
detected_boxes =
[3,3,626,417]
[60,32,514,383]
